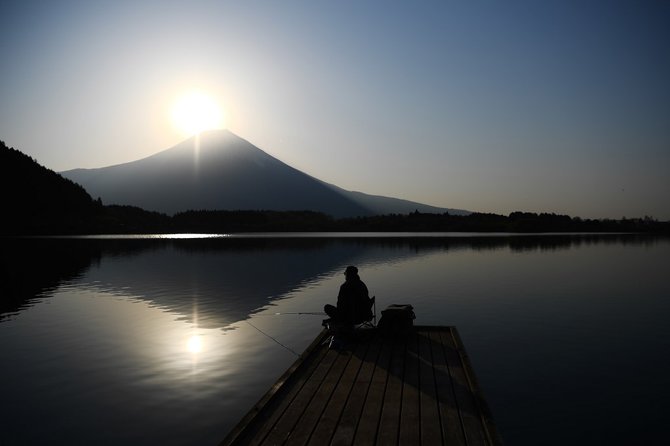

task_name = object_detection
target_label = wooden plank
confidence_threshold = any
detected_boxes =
[352,337,392,445]
[285,348,353,445]
[440,329,489,446]
[308,340,369,445]
[222,326,500,446]
[451,328,504,446]
[399,331,421,445]
[247,348,329,446]
[417,330,442,445]
[376,337,406,445]
[429,329,467,445]
[261,347,341,445]
[330,334,383,446]
[220,330,330,446]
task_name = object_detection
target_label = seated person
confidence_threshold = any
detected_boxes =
[324,265,373,326]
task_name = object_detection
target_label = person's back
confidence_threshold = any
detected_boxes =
[331,266,371,325]
[337,275,371,324]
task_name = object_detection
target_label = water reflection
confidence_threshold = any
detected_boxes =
[187,334,203,353]
[2,234,661,326]
[0,285,256,444]
[0,238,100,319]
[1,234,669,445]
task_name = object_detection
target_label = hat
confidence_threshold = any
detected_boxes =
[345,265,358,276]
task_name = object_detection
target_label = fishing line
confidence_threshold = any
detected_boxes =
[245,320,300,357]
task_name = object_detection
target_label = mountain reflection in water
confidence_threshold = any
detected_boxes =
[0,234,668,446]
[2,233,653,326]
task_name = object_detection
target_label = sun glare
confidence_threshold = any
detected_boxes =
[171,91,224,137]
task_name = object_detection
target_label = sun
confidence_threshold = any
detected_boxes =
[171,90,224,137]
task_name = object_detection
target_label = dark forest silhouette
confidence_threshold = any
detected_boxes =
[1,141,101,234]
[1,140,668,235]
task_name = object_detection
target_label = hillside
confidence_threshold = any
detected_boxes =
[0,140,99,234]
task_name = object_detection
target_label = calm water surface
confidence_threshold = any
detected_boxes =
[1,234,668,445]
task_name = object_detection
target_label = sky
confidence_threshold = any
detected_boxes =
[1,0,669,219]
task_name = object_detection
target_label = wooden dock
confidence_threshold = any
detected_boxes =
[221,326,502,445]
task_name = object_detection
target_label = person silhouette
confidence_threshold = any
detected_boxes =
[324,265,372,325]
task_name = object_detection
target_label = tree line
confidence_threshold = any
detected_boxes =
[165,209,670,234]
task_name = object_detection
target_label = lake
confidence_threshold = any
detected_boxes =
[1,234,668,445]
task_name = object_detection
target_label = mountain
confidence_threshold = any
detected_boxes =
[324,183,453,216]
[61,130,467,218]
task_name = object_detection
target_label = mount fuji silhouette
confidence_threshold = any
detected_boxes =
[61,130,467,218]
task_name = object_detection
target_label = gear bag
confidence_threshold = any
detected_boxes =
[377,304,415,335]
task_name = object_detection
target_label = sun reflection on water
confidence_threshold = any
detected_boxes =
[187,335,203,354]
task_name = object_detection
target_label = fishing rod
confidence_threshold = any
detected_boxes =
[273,311,325,316]
[250,311,326,317]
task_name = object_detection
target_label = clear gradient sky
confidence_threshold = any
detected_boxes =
[1,1,668,219]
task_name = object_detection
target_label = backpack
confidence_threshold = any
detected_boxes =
[377,304,415,336]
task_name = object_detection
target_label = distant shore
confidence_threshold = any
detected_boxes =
[3,207,668,236]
